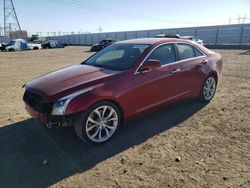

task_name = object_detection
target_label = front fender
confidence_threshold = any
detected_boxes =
[64,86,120,115]
[64,73,135,120]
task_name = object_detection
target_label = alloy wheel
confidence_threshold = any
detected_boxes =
[203,77,216,101]
[85,105,118,143]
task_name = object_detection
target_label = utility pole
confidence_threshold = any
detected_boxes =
[4,0,23,38]
[97,26,103,33]
[237,14,248,24]
[0,24,3,36]
[242,14,247,24]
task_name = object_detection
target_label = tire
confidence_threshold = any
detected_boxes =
[199,75,217,102]
[74,101,121,144]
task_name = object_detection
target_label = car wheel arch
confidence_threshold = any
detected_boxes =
[198,72,218,102]
[87,99,124,123]
[74,100,122,144]
[66,97,124,122]
[201,71,218,92]
[207,71,218,83]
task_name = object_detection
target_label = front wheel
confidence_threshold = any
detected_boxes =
[74,101,121,144]
[199,76,217,102]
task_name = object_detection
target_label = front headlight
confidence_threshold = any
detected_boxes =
[51,99,68,115]
[51,87,94,116]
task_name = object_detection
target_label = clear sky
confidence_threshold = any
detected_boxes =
[0,0,250,36]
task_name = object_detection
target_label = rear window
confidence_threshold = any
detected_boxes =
[194,48,204,57]
[177,43,204,60]
[177,44,195,60]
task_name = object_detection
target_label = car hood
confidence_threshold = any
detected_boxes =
[25,64,121,101]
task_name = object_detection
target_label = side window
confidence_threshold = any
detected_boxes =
[147,44,175,65]
[177,44,196,60]
[194,47,204,57]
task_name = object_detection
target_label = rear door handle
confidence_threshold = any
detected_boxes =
[202,59,209,64]
[171,68,181,74]
[195,59,209,68]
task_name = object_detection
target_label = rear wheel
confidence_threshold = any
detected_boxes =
[74,101,121,144]
[9,48,15,52]
[199,76,217,102]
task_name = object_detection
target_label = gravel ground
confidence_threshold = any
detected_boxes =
[0,47,249,188]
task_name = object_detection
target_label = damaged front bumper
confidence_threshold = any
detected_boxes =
[25,103,77,128]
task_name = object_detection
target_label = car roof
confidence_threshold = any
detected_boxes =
[180,36,194,38]
[116,38,191,45]
[116,38,212,55]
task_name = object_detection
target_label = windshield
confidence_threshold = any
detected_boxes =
[83,43,149,71]
[7,40,15,46]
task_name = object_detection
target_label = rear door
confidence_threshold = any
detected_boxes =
[175,43,208,96]
[133,43,188,113]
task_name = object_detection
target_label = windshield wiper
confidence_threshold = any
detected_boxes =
[91,64,106,68]
[83,63,117,70]
[83,63,105,68]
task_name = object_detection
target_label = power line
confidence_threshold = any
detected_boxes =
[50,0,198,25]
[237,14,248,24]
[50,0,138,18]
[97,26,103,33]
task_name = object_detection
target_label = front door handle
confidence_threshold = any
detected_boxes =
[171,68,181,74]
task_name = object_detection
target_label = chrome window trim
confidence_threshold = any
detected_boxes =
[134,41,206,75]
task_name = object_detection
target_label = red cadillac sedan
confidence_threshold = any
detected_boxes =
[23,38,222,144]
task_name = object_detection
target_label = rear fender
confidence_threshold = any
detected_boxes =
[209,55,222,79]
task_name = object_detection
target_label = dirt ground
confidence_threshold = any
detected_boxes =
[0,47,249,188]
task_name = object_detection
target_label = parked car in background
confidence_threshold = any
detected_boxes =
[31,40,43,44]
[41,40,65,49]
[4,39,29,51]
[155,34,204,46]
[0,43,7,51]
[90,39,117,51]
[28,41,42,50]
[23,38,222,144]
[180,36,204,46]
[155,33,180,38]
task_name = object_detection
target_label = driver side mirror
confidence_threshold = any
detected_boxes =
[140,59,161,72]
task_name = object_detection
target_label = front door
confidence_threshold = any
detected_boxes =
[133,43,188,113]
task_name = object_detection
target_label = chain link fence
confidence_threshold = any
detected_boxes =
[48,24,250,46]
[1,24,250,45]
